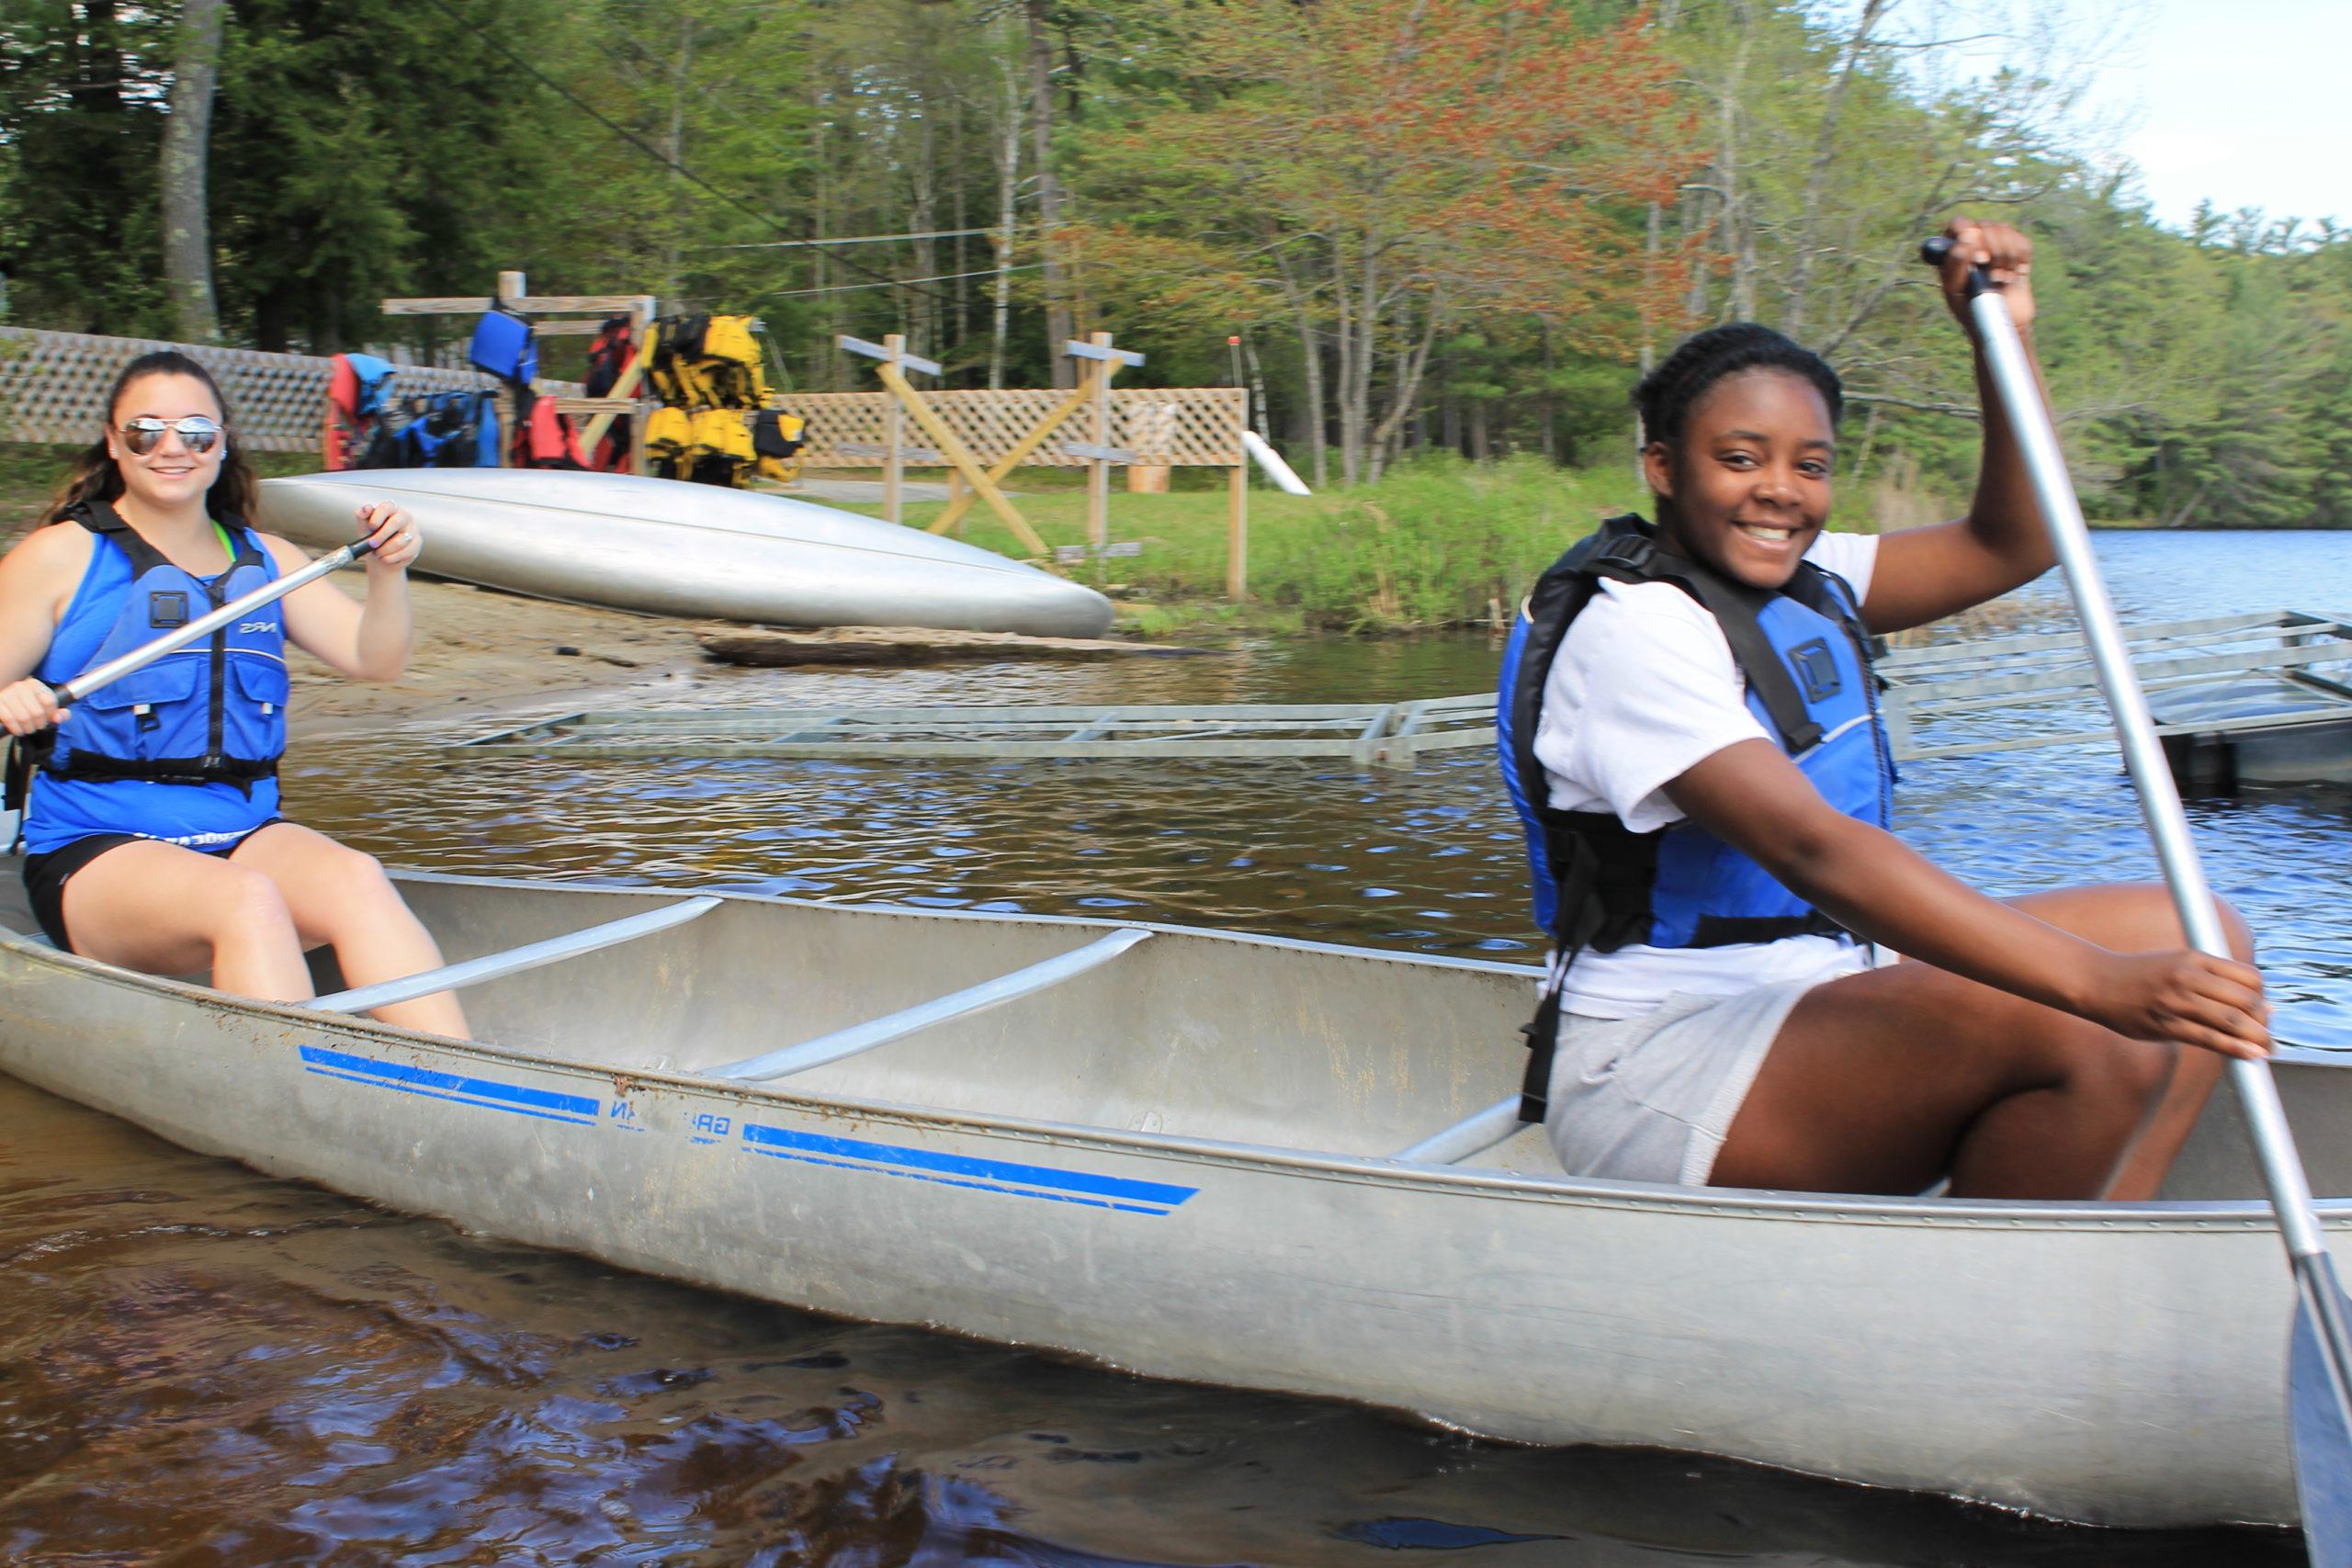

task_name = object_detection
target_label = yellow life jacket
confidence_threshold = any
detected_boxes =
[697,315,767,408]
[752,410,806,483]
[689,406,754,469]
[644,404,694,460]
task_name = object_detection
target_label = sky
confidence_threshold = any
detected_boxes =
[2049,0,2348,230]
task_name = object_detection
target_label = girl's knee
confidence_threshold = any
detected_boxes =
[321,843,394,905]
[214,863,297,941]
[2078,1032,2179,1110]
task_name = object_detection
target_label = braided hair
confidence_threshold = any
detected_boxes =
[1634,323,1842,447]
[40,350,261,527]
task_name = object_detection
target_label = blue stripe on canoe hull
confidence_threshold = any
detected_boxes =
[291,1048,1194,1215]
[299,1044,600,1125]
[742,1122,1196,1215]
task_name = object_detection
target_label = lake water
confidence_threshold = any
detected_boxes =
[3,529,2342,1562]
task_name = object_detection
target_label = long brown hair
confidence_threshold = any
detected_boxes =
[40,350,262,527]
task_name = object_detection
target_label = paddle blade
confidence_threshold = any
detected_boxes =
[2291,1297,2352,1563]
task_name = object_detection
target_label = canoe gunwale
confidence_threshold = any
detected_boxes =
[2,875,2339,1235]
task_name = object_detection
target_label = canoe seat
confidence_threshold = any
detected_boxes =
[311,895,723,1015]
[711,926,1153,1083]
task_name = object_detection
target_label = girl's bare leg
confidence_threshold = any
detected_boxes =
[1711,884,2244,1200]
[62,839,314,999]
[230,823,470,1038]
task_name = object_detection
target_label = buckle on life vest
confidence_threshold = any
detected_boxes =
[149,591,189,627]
[1589,534,1656,578]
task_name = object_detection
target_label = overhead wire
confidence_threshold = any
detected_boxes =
[408,0,954,303]
[757,265,1041,299]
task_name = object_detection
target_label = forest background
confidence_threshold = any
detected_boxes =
[3,0,2347,627]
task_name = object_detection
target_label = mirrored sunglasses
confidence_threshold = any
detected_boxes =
[118,415,223,456]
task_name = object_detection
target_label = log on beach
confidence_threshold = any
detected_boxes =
[694,624,1209,668]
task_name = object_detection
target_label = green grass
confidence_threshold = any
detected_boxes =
[878,453,1646,633]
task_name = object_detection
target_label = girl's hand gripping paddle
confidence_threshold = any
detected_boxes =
[1922,233,2352,1559]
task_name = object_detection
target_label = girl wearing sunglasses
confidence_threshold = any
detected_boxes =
[0,350,468,1039]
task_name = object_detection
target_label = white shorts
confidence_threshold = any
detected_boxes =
[1543,978,1825,1187]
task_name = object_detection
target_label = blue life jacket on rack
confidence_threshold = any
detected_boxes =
[1495,514,1892,1115]
[14,502,288,852]
[403,390,500,468]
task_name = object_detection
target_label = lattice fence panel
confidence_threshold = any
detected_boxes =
[0,326,576,453]
[773,387,1244,468]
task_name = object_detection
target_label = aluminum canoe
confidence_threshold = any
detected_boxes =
[0,867,2340,1530]
[256,468,1115,637]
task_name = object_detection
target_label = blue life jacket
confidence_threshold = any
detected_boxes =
[469,309,537,384]
[345,353,397,417]
[16,502,288,852]
[1496,514,1893,1115]
[403,389,500,468]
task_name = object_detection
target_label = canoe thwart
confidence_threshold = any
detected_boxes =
[709,926,1154,1083]
[311,895,723,1014]
[1392,1095,1525,1165]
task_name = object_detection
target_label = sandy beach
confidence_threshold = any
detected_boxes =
[284,572,705,739]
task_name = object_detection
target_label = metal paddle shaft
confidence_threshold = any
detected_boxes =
[48,534,379,707]
[1922,235,2352,1551]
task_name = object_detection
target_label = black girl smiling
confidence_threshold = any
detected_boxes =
[1505,217,2268,1201]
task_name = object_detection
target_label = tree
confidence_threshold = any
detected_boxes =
[159,0,226,343]
[1072,0,1697,484]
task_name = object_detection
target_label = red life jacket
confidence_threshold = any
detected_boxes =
[514,389,589,469]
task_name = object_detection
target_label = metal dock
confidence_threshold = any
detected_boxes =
[1876,608,2352,767]
[448,610,2352,777]
[452,694,1498,770]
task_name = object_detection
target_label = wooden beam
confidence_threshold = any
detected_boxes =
[379,294,652,317]
[1227,463,1249,601]
[576,346,647,456]
[882,334,905,524]
[875,362,1049,558]
[1086,332,1115,558]
[926,381,1091,535]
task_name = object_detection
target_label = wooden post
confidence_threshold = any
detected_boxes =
[883,333,905,525]
[945,468,966,535]
[1227,462,1249,601]
[1086,330,1113,557]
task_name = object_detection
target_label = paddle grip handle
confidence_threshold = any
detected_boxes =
[1917,236,1993,298]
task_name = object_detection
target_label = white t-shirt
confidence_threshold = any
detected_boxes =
[1532,531,1883,1018]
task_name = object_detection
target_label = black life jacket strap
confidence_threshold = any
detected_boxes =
[44,752,277,789]
[1675,568,1824,753]
[1,732,46,852]
[1518,956,1571,1122]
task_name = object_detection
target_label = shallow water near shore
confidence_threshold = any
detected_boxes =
[2,529,2343,1562]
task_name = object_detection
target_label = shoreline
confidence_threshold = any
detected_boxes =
[286,574,707,742]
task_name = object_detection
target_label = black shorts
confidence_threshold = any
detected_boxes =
[20,822,282,952]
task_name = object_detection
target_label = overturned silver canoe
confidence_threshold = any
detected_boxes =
[0,868,2338,1530]
[256,468,1114,637]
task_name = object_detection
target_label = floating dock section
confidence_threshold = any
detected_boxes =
[451,610,2352,782]
[1876,608,2352,783]
[453,695,1497,770]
